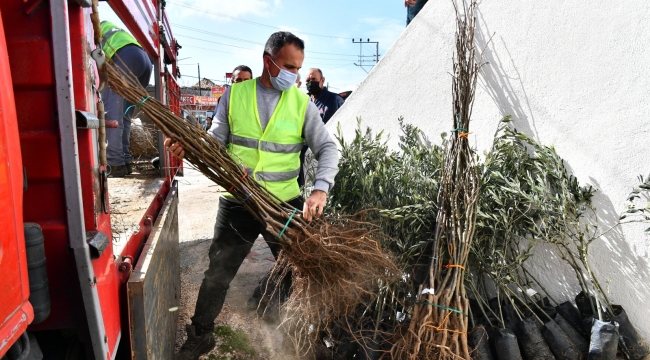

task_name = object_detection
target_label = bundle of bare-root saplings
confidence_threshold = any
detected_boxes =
[102,57,400,358]
[312,1,650,359]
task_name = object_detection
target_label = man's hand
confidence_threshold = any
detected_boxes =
[404,0,417,6]
[302,190,327,222]
[164,138,185,159]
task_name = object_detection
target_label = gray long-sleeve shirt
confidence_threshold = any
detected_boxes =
[209,78,339,194]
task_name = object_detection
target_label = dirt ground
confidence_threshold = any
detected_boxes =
[175,162,290,359]
[108,165,164,255]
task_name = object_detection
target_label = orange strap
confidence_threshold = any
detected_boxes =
[425,312,466,335]
[445,264,466,270]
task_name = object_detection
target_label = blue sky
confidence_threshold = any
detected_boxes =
[98,0,407,92]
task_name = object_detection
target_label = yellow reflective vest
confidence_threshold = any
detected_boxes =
[100,21,141,59]
[226,79,308,201]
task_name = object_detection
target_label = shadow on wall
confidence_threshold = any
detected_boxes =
[474,9,650,310]
[475,10,540,141]
[585,177,650,303]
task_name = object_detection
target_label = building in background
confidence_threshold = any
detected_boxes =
[180,78,226,127]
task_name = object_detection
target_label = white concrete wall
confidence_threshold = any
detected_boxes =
[328,1,650,338]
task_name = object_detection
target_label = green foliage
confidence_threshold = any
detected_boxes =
[329,117,444,271]
[469,117,597,323]
[211,325,257,359]
[331,116,607,325]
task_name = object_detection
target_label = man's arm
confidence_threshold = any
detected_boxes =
[303,101,339,193]
[335,93,345,109]
[208,87,231,146]
[302,101,339,221]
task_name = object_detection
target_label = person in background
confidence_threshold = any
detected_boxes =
[168,32,339,359]
[100,21,153,177]
[405,0,428,25]
[298,68,344,187]
[305,68,344,125]
[296,72,302,88]
[213,65,253,118]
[204,116,212,131]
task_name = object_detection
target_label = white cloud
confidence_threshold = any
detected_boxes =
[174,0,279,20]
[359,17,384,26]
[364,18,404,55]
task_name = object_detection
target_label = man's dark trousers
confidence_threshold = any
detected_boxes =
[190,196,304,335]
[102,44,152,167]
[407,0,428,25]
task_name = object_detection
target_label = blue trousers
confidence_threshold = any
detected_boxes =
[407,0,428,25]
[101,45,152,167]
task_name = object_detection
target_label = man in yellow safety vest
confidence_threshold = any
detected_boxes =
[167,31,339,359]
[100,21,152,177]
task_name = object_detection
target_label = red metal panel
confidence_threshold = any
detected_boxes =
[69,6,122,358]
[162,12,176,74]
[0,0,83,335]
[164,71,183,174]
[1,3,119,358]
[0,10,34,357]
[166,70,181,116]
[107,0,159,59]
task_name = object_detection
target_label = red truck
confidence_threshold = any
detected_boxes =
[0,0,183,358]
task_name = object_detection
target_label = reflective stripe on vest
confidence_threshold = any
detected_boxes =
[101,28,122,49]
[99,21,141,59]
[230,134,305,154]
[226,78,307,201]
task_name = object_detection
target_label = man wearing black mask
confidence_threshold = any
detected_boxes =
[298,68,344,187]
[305,68,344,124]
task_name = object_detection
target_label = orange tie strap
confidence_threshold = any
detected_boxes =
[424,312,467,335]
[445,264,466,271]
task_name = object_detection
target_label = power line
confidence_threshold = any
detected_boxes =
[176,33,256,51]
[181,44,240,55]
[181,44,352,64]
[172,24,359,58]
[168,1,351,40]
[172,23,264,45]
[177,37,358,62]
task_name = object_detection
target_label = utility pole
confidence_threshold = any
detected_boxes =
[352,38,380,73]
[197,63,202,96]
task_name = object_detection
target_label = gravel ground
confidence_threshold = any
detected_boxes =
[176,163,292,359]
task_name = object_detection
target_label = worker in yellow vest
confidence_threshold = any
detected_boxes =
[100,21,152,177]
[166,31,339,359]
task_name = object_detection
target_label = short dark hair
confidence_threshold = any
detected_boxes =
[263,31,305,58]
[233,65,253,77]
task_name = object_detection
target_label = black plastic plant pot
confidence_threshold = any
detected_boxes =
[534,297,557,323]
[611,305,650,360]
[588,318,619,360]
[556,301,589,339]
[489,297,521,330]
[542,319,581,360]
[468,326,495,360]
[575,291,597,319]
[494,328,523,360]
[513,296,557,323]
[515,317,555,360]
[554,313,589,356]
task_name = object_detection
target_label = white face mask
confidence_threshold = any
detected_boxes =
[267,57,297,91]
